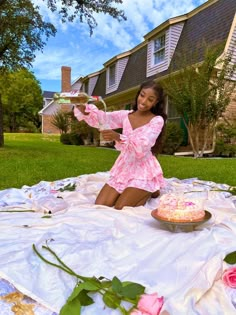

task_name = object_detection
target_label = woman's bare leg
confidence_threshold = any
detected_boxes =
[95,183,120,207]
[114,187,152,210]
[151,190,160,198]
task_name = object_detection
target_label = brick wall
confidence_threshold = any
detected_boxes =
[42,105,72,134]
[61,66,71,92]
[42,115,60,134]
[224,90,236,120]
[42,66,72,134]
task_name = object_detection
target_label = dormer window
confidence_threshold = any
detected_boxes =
[153,34,165,64]
[109,64,116,86]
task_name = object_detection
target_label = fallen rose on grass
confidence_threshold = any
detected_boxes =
[130,292,164,315]
[222,267,236,288]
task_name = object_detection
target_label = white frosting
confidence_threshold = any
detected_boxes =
[157,193,205,221]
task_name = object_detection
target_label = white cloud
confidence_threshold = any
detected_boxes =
[69,0,207,52]
[31,0,207,91]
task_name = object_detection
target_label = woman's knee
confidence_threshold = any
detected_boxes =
[95,184,120,207]
[95,198,115,207]
[114,201,124,210]
[114,188,152,209]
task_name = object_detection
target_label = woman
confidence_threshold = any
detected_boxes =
[74,80,167,209]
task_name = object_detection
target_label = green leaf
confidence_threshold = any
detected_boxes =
[41,215,52,218]
[77,290,94,306]
[224,251,236,264]
[67,281,99,303]
[82,279,101,291]
[59,183,76,192]
[121,283,145,299]
[103,291,121,309]
[60,298,81,315]
[112,276,123,294]
[100,280,112,288]
[67,284,85,303]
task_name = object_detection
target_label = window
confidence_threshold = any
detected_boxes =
[153,34,165,64]
[109,64,116,86]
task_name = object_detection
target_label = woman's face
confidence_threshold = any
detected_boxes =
[137,87,158,112]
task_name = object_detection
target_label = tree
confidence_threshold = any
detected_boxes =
[1,69,43,132]
[0,0,126,147]
[0,0,56,146]
[0,0,56,69]
[51,110,71,134]
[44,0,126,35]
[163,42,236,158]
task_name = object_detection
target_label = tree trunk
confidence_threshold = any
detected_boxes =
[200,123,211,157]
[12,113,17,132]
[187,124,198,158]
[195,125,200,157]
[0,94,4,147]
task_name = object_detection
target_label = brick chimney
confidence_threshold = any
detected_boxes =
[61,66,71,92]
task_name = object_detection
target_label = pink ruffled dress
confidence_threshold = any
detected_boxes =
[74,104,165,193]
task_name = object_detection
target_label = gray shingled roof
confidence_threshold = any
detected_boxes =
[93,70,106,96]
[170,0,236,68]
[43,91,56,98]
[92,0,236,98]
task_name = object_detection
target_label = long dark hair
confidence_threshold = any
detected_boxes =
[132,80,167,154]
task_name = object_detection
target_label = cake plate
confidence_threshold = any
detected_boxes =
[151,210,212,232]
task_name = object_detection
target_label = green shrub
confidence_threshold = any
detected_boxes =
[69,133,84,145]
[60,133,72,145]
[60,133,84,145]
[215,140,236,157]
[19,121,39,133]
[51,110,71,134]
[162,121,184,155]
[214,121,236,157]
[216,122,236,144]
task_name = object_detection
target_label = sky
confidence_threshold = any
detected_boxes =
[32,0,207,93]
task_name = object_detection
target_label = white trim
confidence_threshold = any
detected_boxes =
[104,51,131,67]
[144,0,218,41]
[167,26,172,66]
[152,33,166,65]
[215,14,236,81]
[38,99,55,115]
[216,13,236,61]
[108,64,116,87]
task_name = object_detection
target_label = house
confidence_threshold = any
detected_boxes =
[39,67,76,133]
[43,91,56,108]
[38,91,57,133]
[40,0,236,141]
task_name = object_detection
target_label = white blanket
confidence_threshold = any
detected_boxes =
[0,172,236,315]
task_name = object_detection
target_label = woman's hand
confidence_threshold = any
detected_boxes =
[100,129,120,142]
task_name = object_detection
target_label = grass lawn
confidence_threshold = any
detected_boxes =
[0,133,235,190]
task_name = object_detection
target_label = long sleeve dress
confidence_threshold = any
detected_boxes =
[74,104,165,194]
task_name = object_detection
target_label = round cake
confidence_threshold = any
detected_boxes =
[157,193,205,222]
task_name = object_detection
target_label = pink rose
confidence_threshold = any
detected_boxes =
[222,267,236,288]
[130,292,164,315]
